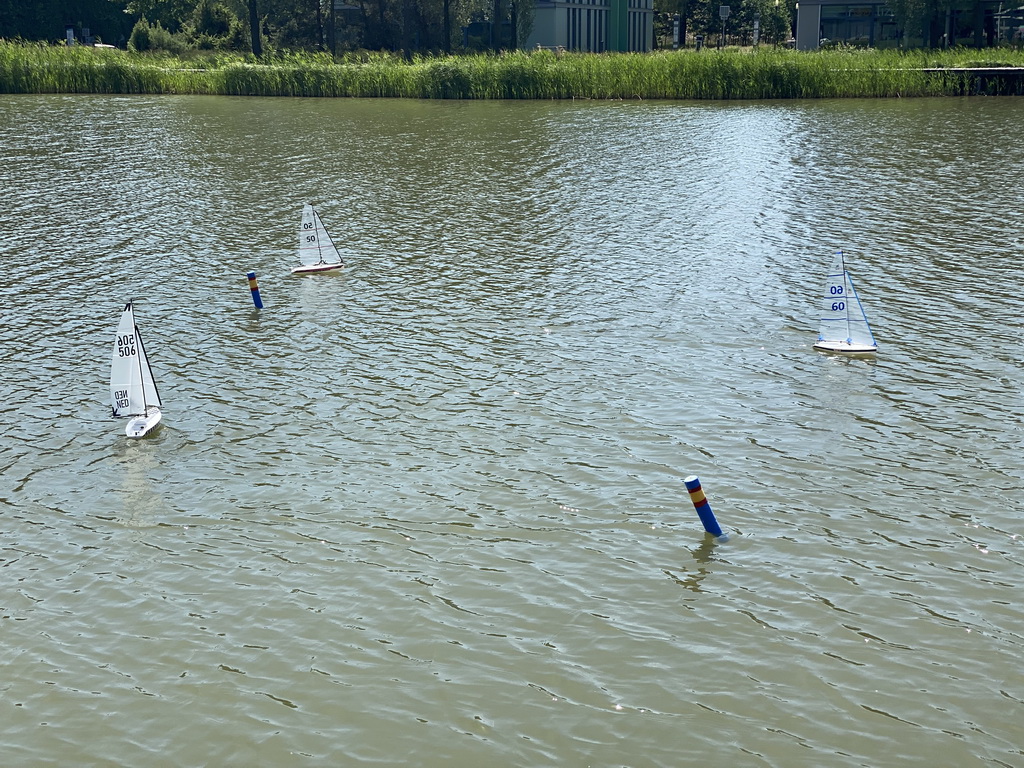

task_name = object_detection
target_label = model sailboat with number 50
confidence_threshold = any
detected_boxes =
[814,250,878,354]
[110,300,163,438]
[292,203,345,274]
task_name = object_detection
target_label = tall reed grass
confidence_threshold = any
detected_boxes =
[2,40,1021,99]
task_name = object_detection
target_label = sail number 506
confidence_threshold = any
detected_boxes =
[117,334,136,357]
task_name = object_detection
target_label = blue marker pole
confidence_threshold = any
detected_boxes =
[685,475,728,541]
[247,271,264,309]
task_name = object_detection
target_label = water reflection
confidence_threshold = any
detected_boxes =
[109,441,171,528]
[663,534,729,593]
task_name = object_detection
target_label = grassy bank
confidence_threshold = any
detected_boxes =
[2,40,1023,99]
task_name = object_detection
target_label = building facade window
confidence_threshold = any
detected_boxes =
[819,3,896,46]
[535,0,653,52]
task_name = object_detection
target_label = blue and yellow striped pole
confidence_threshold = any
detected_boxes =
[247,270,264,309]
[685,475,727,540]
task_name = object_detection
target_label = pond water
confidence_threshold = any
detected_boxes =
[1,93,1022,766]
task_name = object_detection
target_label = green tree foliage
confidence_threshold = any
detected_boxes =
[193,0,233,35]
[325,0,516,53]
[128,15,187,50]
[887,0,931,43]
[654,0,792,47]
[120,0,197,32]
[186,0,249,48]
[259,0,320,49]
[128,15,154,48]
[0,0,135,44]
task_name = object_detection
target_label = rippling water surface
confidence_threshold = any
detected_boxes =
[2,94,1022,766]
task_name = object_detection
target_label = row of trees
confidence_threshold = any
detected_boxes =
[0,0,792,54]
[0,0,1011,54]
[0,0,534,53]
[0,1,137,45]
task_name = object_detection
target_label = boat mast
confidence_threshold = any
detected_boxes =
[312,207,326,264]
[133,313,148,417]
[839,250,853,343]
[135,324,159,415]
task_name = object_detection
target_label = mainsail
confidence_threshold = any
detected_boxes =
[110,302,162,417]
[816,251,877,351]
[298,203,343,266]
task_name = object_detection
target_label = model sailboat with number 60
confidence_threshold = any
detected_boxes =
[814,250,878,354]
[110,300,163,438]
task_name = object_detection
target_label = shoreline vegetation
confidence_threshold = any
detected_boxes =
[2,40,1023,99]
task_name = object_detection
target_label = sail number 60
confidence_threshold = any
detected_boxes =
[831,302,846,311]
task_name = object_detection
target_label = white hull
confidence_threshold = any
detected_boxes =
[814,340,877,354]
[291,262,344,275]
[125,408,162,438]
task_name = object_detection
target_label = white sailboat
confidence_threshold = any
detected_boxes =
[292,203,344,274]
[814,250,878,353]
[110,301,163,438]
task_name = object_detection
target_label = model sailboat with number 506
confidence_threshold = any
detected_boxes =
[110,300,163,438]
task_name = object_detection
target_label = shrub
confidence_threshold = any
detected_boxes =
[128,18,152,52]
[128,18,186,54]
[193,0,234,38]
